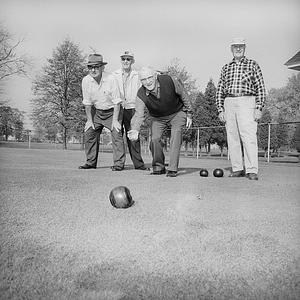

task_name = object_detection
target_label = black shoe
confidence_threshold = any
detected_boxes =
[135,165,150,171]
[79,164,96,169]
[150,168,166,175]
[166,170,177,177]
[228,170,245,177]
[247,173,258,180]
[111,166,124,171]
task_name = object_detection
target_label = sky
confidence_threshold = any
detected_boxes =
[1,0,300,128]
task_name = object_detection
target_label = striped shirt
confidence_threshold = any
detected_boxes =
[216,56,266,113]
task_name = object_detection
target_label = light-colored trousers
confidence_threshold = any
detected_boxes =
[224,96,258,174]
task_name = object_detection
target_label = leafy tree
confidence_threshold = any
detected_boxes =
[203,79,226,154]
[292,123,300,153]
[31,38,86,149]
[0,25,29,82]
[0,103,24,141]
[257,108,278,156]
[192,92,210,154]
[266,73,300,121]
[272,112,289,156]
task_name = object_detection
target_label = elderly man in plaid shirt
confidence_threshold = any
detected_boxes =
[216,38,266,180]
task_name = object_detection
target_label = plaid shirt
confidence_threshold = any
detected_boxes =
[216,56,266,113]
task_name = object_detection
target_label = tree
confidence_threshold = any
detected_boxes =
[0,25,29,82]
[266,73,300,122]
[273,112,289,156]
[31,38,86,149]
[203,79,226,154]
[257,108,279,157]
[0,103,24,141]
[165,58,199,152]
[292,123,300,153]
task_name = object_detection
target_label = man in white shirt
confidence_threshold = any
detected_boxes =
[112,51,148,171]
[79,54,124,170]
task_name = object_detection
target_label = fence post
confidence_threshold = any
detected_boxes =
[196,128,200,159]
[267,123,271,163]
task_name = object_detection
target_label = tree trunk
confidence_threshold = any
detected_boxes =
[63,127,67,150]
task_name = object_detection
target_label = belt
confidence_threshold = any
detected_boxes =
[226,93,254,98]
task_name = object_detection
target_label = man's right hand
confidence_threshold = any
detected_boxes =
[218,112,226,123]
[127,130,139,141]
[84,120,95,132]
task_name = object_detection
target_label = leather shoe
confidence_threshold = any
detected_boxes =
[79,164,96,169]
[135,166,150,171]
[150,168,166,175]
[166,170,177,177]
[111,166,124,171]
[229,170,245,177]
[247,173,258,180]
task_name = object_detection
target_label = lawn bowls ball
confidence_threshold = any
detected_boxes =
[213,168,224,177]
[109,186,134,209]
[199,169,209,177]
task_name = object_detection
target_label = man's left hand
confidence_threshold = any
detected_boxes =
[186,116,192,129]
[112,120,122,132]
[254,109,262,122]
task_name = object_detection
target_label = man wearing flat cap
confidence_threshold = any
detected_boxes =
[216,38,266,180]
[79,53,124,170]
[112,51,148,171]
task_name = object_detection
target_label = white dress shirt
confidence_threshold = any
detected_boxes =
[82,72,122,109]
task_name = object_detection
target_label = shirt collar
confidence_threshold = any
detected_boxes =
[230,56,248,65]
[87,71,109,83]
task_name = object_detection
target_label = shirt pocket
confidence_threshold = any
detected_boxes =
[241,71,253,83]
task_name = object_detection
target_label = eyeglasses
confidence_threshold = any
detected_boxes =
[88,65,101,70]
[121,57,132,62]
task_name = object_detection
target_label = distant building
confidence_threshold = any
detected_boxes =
[285,51,300,71]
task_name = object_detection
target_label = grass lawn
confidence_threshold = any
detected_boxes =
[0,147,299,299]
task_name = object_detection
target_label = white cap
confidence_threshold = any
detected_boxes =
[230,37,246,46]
[120,50,134,58]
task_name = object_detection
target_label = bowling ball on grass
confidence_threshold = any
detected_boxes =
[109,186,134,209]
[199,169,209,177]
[213,168,224,177]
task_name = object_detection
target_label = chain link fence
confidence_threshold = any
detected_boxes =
[1,121,299,163]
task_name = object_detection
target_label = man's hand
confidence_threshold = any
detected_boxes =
[186,116,192,129]
[127,129,139,141]
[218,111,226,123]
[112,120,122,132]
[254,109,262,122]
[84,120,95,132]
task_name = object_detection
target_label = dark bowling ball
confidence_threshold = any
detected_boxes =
[213,168,224,177]
[109,186,134,209]
[199,169,209,177]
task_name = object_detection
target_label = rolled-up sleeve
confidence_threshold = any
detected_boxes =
[82,77,93,106]
[131,96,146,131]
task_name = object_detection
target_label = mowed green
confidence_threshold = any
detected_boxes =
[0,148,299,299]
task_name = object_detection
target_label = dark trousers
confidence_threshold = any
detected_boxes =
[120,107,145,169]
[84,108,125,168]
[150,110,186,172]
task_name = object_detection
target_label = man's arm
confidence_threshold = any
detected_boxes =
[171,77,192,128]
[253,62,266,111]
[127,96,146,141]
[172,77,192,117]
[84,105,95,131]
[131,96,146,132]
[216,66,226,113]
